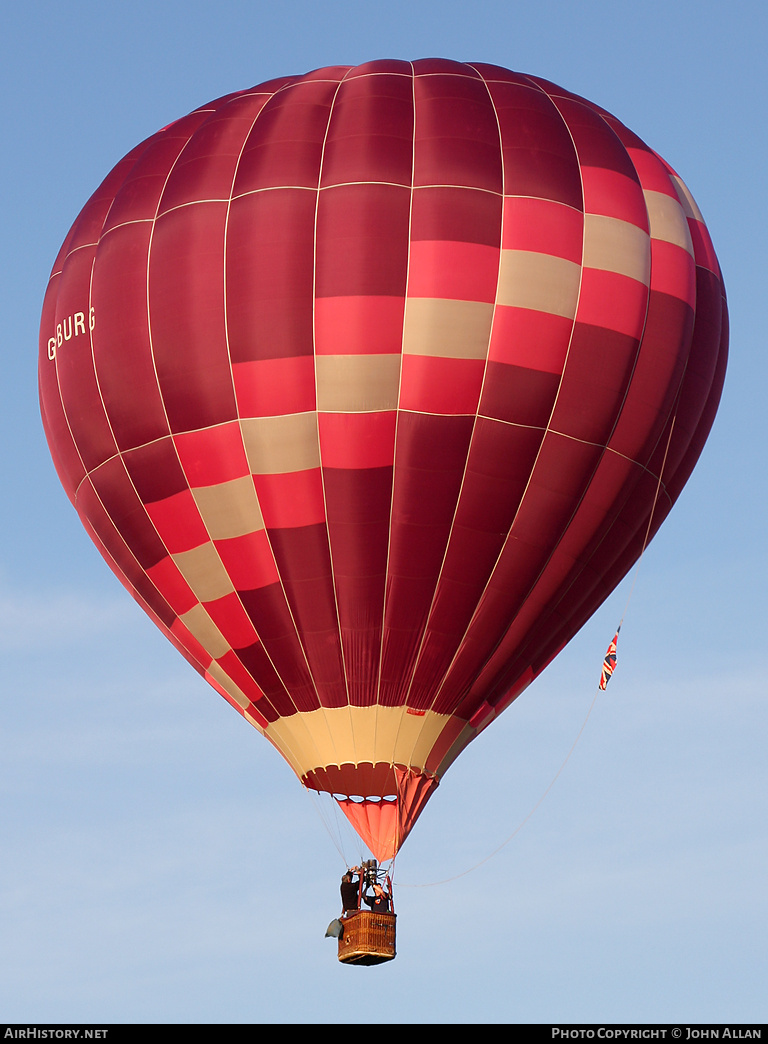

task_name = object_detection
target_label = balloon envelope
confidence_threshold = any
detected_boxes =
[39,60,727,860]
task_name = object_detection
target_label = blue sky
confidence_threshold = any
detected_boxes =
[2,0,766,1025]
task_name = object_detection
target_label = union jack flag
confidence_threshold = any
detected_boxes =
[599,628,620,690]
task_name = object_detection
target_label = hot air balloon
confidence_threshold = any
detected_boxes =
[39,59,727,875]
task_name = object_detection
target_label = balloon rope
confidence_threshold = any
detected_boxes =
[400,410,681,888]
[398,684,601,887]
[306,788,362,867]
[617,411,678,631]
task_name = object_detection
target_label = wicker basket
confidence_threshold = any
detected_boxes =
[337,909,397,965]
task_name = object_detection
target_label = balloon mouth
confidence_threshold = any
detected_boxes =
[304,765,440,861]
